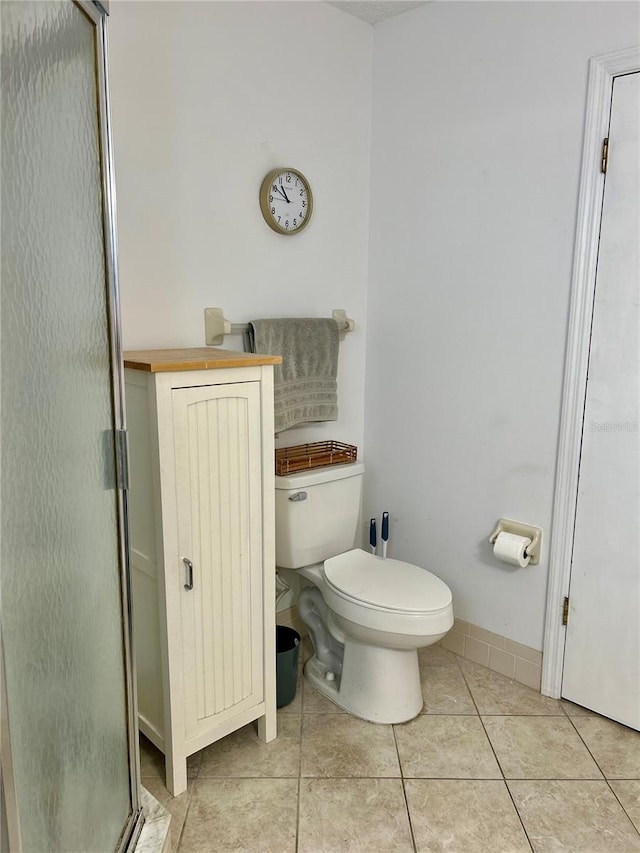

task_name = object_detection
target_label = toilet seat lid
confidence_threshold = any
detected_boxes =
[323,549,452,614]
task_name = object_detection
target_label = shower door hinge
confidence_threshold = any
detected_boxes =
[115,428,129,492]
[562,596,570,626]
[601,137,609,174]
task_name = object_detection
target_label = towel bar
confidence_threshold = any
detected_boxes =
[204,307,355,347]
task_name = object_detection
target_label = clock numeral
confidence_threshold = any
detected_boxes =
[271,207,276,214]
[299,211,303,218]
[285,220,289,229]
[286,173,292,183]
[269,194,273,203]
[277,216,281,223]
[293,219,297,227]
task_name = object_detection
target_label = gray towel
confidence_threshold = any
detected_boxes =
[247,318,339,433]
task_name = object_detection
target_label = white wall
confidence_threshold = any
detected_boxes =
[365,1,639,649]
[108,1,372,450]
[109,0,639,651]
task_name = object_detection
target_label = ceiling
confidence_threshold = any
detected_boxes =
[326,1,430,26]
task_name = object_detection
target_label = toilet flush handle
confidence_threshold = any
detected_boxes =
[288,491,307,502]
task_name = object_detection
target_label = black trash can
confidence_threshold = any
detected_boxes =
[276,625,300,708]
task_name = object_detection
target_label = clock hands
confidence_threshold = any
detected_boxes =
[274,184,291,204]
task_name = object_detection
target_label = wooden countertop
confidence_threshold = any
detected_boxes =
[123,347,282,373]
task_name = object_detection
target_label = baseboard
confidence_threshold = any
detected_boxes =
[441,619,543,692]
[278,607,543,694]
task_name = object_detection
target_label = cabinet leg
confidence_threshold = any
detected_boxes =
[257,709,277,743]
[165,750,188,797]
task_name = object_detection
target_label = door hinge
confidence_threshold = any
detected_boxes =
[562,596,570,626]
[115,428,129,492]
[601,137,609,174]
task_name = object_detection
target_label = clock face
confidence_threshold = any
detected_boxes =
[259,168,313,235]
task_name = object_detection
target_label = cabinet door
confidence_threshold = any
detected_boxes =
[172,382,264,741]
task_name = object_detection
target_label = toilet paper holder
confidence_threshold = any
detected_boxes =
[488,518,543,565]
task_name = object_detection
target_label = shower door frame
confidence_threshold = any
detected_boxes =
[89,1,144,848]
[0,1,144,850]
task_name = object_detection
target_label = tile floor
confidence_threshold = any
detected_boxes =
[140,643,640,852]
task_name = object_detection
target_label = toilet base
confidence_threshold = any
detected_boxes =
[303,639,423,724]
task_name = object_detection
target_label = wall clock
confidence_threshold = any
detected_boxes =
[259,167,313,235]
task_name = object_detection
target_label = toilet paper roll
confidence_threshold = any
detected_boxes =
[493,531,532,568]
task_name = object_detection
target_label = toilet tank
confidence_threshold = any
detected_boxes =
[275,461,365,569]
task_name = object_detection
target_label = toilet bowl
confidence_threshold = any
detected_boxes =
[297,551,453,722]
[275,462,454,724]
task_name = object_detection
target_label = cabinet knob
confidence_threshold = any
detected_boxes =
[183,557,194,590]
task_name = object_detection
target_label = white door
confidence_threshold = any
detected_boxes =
[172,382,265,742]
[561,72,639,729]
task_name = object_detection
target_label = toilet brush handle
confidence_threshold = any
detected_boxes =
[381,512,389,559]
[369,518,377,554]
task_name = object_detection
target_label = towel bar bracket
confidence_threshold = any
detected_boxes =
[332,309,355,341]
[204,307,232,346]
[204,307,355,347]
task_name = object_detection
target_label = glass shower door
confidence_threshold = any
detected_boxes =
[1,2,141,850]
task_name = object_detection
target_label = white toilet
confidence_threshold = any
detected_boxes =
[275,461,454,724]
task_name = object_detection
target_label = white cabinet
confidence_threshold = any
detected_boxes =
[124,348,280,795]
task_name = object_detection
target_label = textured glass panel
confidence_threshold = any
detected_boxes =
[1,3,131,851]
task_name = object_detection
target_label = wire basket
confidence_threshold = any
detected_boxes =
[275,441,357,476]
